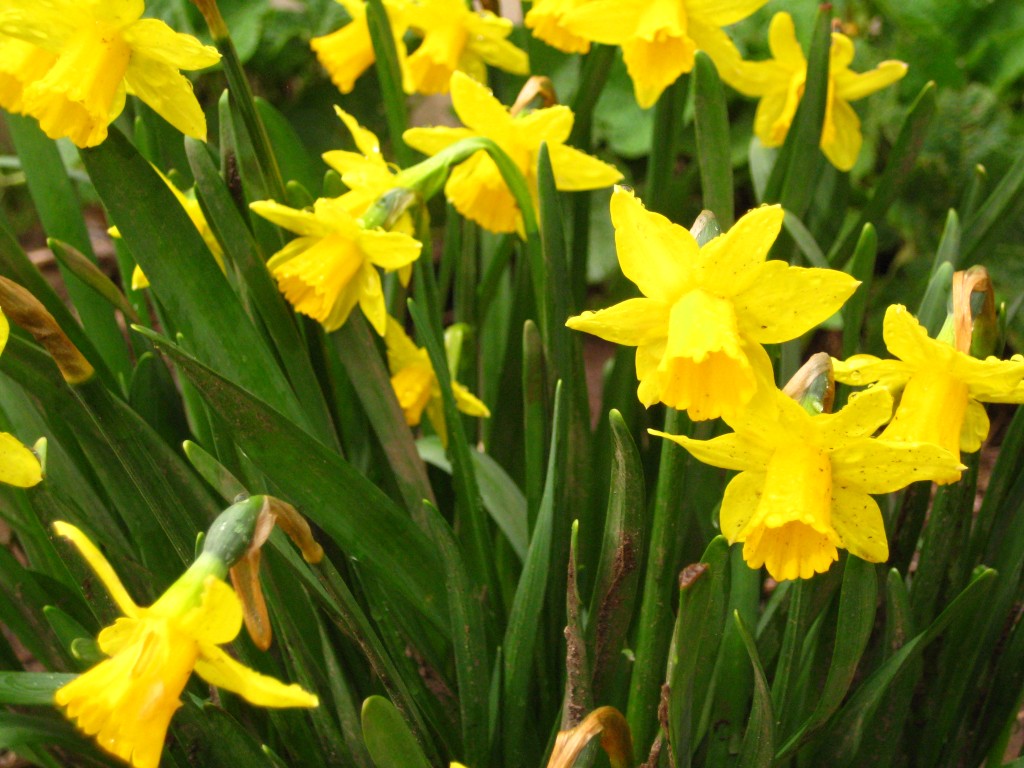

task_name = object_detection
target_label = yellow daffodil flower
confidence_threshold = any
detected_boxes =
[52,521,317,768]
[559,0,769,108]
[0,308,42,487]
[385,317,489,446]
[311,0,409,95]
[525,0,594,54]
[108,168,225,290]
[833,304,1024,482]
[250,197,421,335]
[565,188,858,420]
[402,0,529,94]
[652,384,962,581]
[0,0,220,147]
[404,71,622,234]
[715,12,907,171]
[323,107,417,285]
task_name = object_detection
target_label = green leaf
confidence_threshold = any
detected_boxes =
[361,696,433,768]
[963,143,1024,264]
[417,435,528,561]
[365,0,413,166]
[5,113,132,384]
[693,51,734,228]
[588,410,645,703]
[841,225,878,360]
[815,568,997,765]
[0,672,74,705]
[734,611,775,768]
[183,440,247,502]
[47,239,140,325]
[81,129,312,432]
[776,556,878,758]
[133,327,449,633]
[423,502,490,767]
[503,382,565,768]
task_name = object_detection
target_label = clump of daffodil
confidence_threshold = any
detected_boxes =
[401,0,529,94]
[565,188,858,420]
[0,0,220,147]
[558,0,769,108]
[250,196,421,335]
[652,364,963,581]
[108,168,225,290]
[833,304,1024,483]
[404,71,622,234]
[52,506,318,768]
[311,0,408,95]
[524,0,594,55]
[713,12,907,171]
[385,317,489,446]
[0,308,42,488]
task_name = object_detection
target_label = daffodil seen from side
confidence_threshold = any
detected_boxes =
[52,520,317,768]
[404,71,622,235]
[833,304,1024,483]
[713,12,907,171]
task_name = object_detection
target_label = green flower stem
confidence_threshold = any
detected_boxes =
[366,0,414,167]
[626,405,691,750]
[645,76,687,213]
[771,578,806,726]
[205,22,287,203]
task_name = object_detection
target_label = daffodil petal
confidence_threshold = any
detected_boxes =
[195,644,319,708]
[357,262,388,336]
[821,96,861,172]
[687,0,770,27]
[560,0,644,46]
[960,398,989,454]
[0,431,42,488]
[649,429,769,473]
[123,56,207,140]
[334,106,380,156]
[733,261,859,343]
[836,60,908,102]
[516,105,574,145]
[610,187,696,302]
[697,205,784,294]
[621,34,695,109]
[359,228,422,271]
[468,29,529,74]
[122,19,220,70]
[718,470,764,542]
[450,71,511,136]
[250,200,333,237]
[176,576,243,645]
[565,297,669,346]
[765,12,805,68]
[53,521,139,617]
[831,354,911,391]
[0,309,8,355]
[311,18,375,94]
[829,486,888,563]
[831,437,963,493]
[882,304,947,367]
[814,387,893,447]
[453,381,490,418]
[548,143,622,191]
[403,126,476,156]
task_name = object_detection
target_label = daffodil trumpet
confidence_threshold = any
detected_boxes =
[53,496,319,768]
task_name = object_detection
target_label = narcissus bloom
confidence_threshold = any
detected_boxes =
[404,71,622,234]
[0,309,41,487]
[0,0,220,147]
[715,12,907,171]
[833,304,1024,482]
[0,37,57,114]
[525,0,593,54]
[652,385,962,581]
[250,197,421,335]
[560,0,769,108]
[385,317,489,446]
[565,188,858,420]
[52,521,317,768]
[402,0,529,94]
[311,0,408,95]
